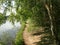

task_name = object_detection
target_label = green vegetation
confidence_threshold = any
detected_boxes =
[0,0,60,45]
[0,13,7,25]
[15,23,25,45]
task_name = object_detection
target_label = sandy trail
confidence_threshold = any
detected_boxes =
[23,23,41,45]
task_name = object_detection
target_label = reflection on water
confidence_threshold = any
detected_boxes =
[0,20,21,32]
[0,20,21,35]
[0,20,21,45]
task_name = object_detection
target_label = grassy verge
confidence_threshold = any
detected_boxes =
[15,23,25,45]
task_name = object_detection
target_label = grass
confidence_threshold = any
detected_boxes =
[15,23,25,45]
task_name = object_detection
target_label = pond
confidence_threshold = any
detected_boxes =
[0,20,21,45]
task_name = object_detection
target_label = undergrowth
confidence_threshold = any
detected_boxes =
[15,23,25,45]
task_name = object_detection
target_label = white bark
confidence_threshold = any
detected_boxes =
[45,4,54,36]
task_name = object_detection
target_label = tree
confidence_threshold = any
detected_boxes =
[0,13,7,25]
[14,0,56,45]
[52,0,60,45]
[0,0,60,45]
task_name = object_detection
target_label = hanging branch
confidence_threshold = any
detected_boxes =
[45,3,54,36]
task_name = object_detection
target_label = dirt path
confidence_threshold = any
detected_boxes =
[23,23,42,45]
[23,23,56,45]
